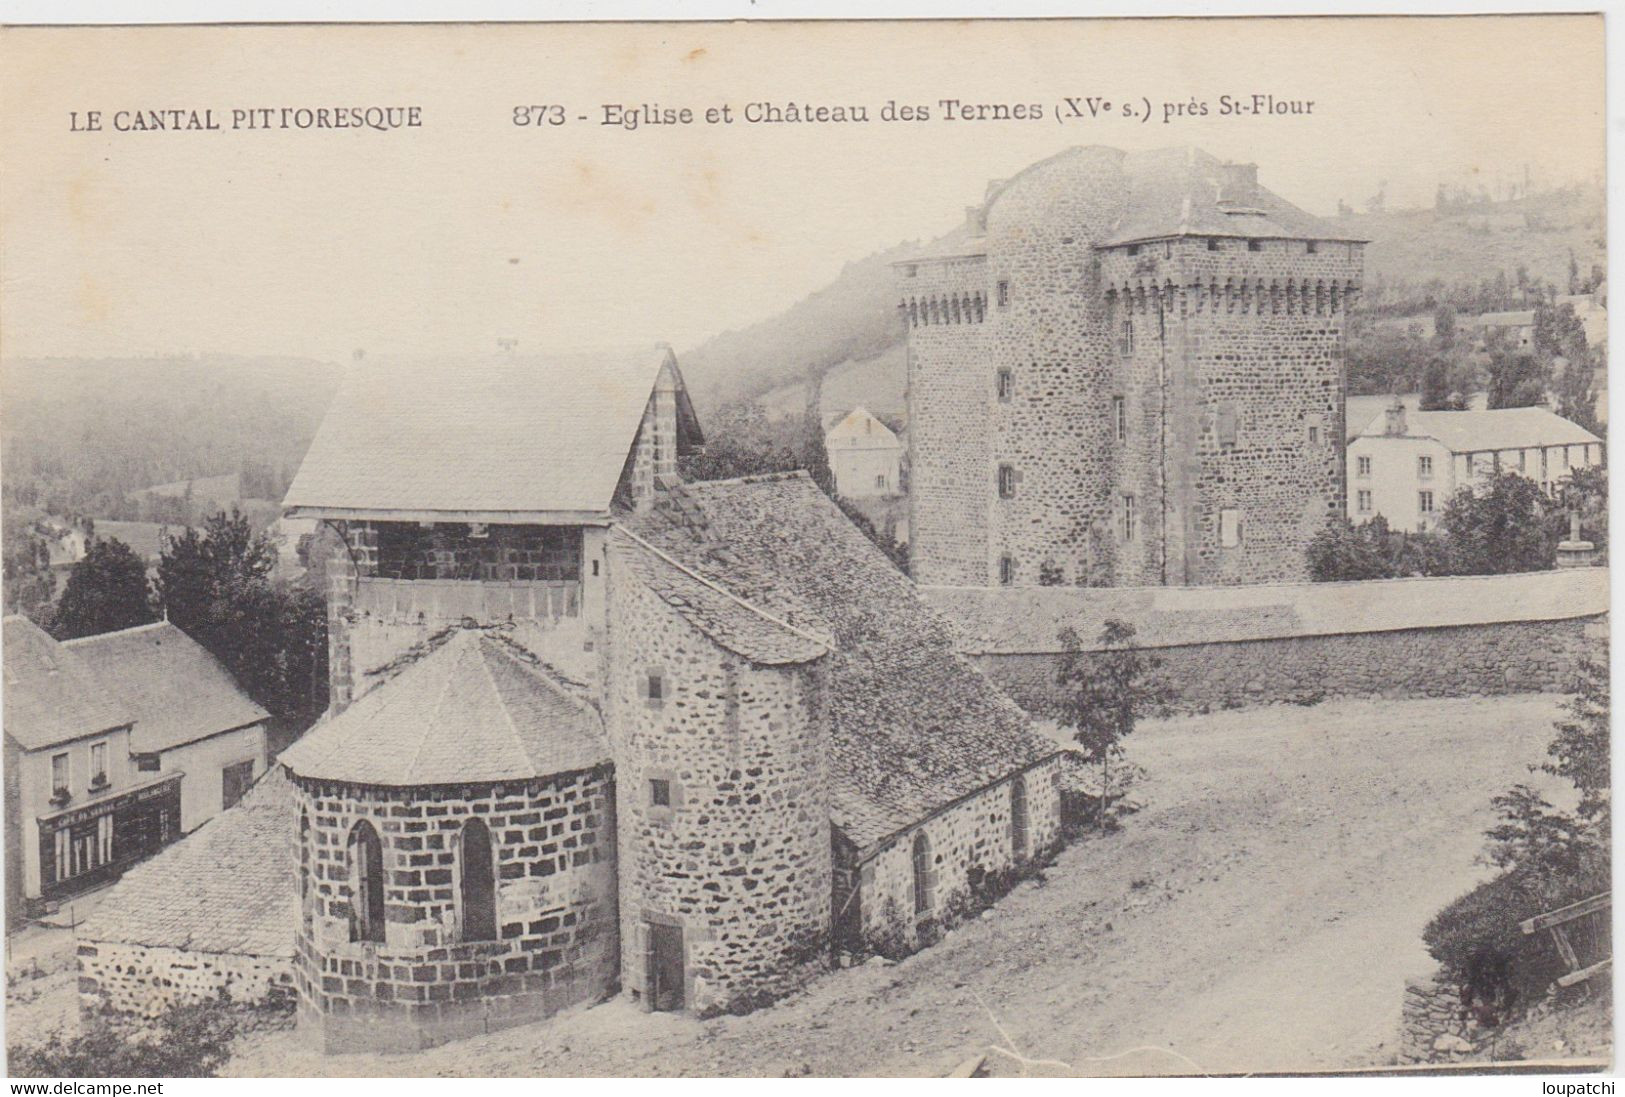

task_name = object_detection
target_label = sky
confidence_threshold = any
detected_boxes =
[0,16,1605,365]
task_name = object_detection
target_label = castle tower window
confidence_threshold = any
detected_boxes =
[1216,403,1239,448]
[1247,239,1263,252]
[996,369,1014,401]
[1207,238,1221,252]
[459,818,497,943]
[996,280,1010,308]
[646,671,665,705]
[348,820,386,944]
[911,832,934,918]
[1306,240,1319,255]
[650,778,671,807]
[1126,244,1140,257]
[1010,775,1030,859]
[998,555,1015,586]
[997,464,1017,499]
[1113,396,1127,441]
[1121,495,1137,542]
[1220,508,1243,548]
[974,293,986,323]
[1119,319,1134,357]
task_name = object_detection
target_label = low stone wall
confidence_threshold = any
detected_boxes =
[1399,970,1483,1064]
[976,616,1603,715]
[78,940,294,1017]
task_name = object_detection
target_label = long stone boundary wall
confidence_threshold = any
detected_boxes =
[922,570,1607,713]
[78,940,294,1017]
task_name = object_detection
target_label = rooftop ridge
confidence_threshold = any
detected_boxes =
[61,619,171,646]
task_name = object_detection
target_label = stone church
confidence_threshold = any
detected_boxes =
[901,145,1367,589]
[79,346,1067,1053]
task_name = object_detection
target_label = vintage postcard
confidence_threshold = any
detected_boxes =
[0,14,1610,1081]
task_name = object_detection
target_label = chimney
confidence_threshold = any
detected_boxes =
[1383,397,1408,437]
[1217,162,1260,207]
[965,205,987,236]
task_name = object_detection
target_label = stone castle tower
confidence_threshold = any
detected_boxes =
[900,146,1365,588]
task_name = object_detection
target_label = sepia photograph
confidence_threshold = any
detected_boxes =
[0,11,1611,1081]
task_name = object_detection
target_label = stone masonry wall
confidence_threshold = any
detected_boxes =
[78,941,294,1017]
[1399,969,1487,1064]
[855,755,1065,948]
[605,553,831,1014]
[903,254,991,586]
[976,616,1603,716]
[293,770,617,1053]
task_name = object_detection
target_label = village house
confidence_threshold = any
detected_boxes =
[63,621,270,831]
[3,616,269,925]
[1346,402,1605,532]
[1464,309,1536,351]
[77,346,1066,1053]
[825,406,905,498]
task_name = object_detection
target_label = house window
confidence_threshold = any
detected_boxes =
[998,555,1015,586]
[1010,775,1030,860]
[997,465,1017,499]
[996,280,1010,308]
[1419,490,1436,514]
[1119,319,1134,356]
[1113,396,1127,441]
[1417,455,1433,479]
[875,474,888,490]
[1247,239,1263,252]
[1564,446,1572,468]
[135,754,160,773]
[222,759,255,810]
[1121,495,1137,542]
[1518,450,1528,472]
[1357,455,1372,477]
[911,832,934,918]
[996,368,1014,401]
[348,820,386,944]
[1357,490,1373,514]
[1220,508,1243,548]
[459,818,497,943]
[90,742,107,787]
[650,778,672,808]
[51,752,69,795]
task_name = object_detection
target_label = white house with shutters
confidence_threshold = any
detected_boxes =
[1347,402,1605,533]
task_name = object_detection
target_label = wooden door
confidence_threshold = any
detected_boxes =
[647,921,684,1011]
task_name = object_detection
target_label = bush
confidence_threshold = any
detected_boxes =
[8,996,291,1078]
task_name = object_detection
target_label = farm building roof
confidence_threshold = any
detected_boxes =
[282,346,702,521]
[2,616,133,751]
[622,472,1062,852]
[1355,406,1602,453]
[63,622,269,755]
[77,765,297,957]
[279,629,609,786]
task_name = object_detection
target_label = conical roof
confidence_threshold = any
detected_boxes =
[280,630,608,785]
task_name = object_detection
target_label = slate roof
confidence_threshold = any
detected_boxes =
[77,765,297,956]
[2,616,133,751]
[1357,407,1603,453]
[623,473,1062,851]
[613,530,830,665]
[63,622,269,755]
[283,346,701,519]
[922,567,1609,655]
[280,630,609,785]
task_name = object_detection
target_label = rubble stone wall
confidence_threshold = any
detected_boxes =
[77,941,294,1016]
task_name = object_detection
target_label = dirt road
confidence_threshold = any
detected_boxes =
[228,693,1567,1077]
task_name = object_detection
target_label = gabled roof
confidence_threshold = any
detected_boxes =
[1356,407,1602,453]
[623,473,1061,851]
[1101,146,1360,247]
[63,622,268,755]
[2,616,133,751]
[77,765,297,957]
[826,407,903,451]
[279,629,609,785]
[282,346,701,521]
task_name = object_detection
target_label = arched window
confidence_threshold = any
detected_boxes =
[911,831,933,917]
[1010,775,1030,860]
[460,817,497,942]
[348,820,385,944]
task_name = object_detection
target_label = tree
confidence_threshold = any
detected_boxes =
[156,510,327,726]
[678,401,800,483]
[1053,620,1165,825]
[1307,516,1449,582]
[1484,344,1549,411]
[1419,356,1466,411]
[51,537,156,640]
[1551,465,1607,562]
[801,373,836,498]
[1439,472,1556,575]
[1543,649,1610,832]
